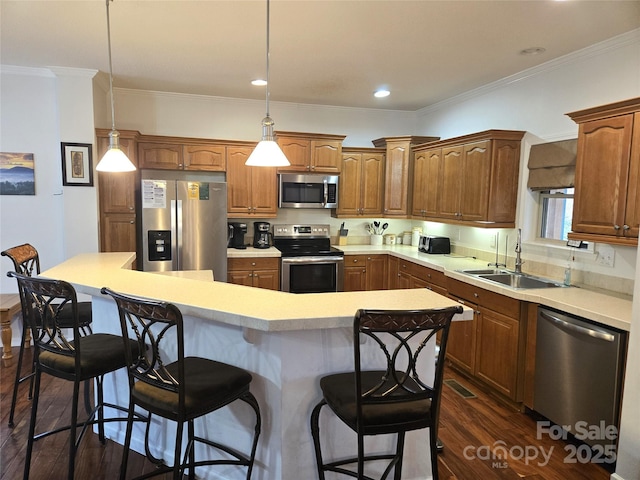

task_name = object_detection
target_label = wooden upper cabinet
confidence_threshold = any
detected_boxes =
[567,98,640,246]
[413,130,524,227]
[373,136,439,218]
[275,131,346,173]
[227,145,277,217]
[412,148,441,218]
[138,142,183,169]
[183,144,225,171]
[335,148,385,217]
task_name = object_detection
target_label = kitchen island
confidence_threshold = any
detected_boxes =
[41,252,471,480]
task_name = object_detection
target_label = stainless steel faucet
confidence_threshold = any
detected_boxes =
[514,228,524,273]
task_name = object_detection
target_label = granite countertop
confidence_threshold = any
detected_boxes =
[40,252,472,332]
[336,244,633,332]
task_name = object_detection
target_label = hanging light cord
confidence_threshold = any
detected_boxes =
[106,0,116,132]
[265,0,271,119]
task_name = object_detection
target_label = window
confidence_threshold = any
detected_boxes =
[539,188,574,241]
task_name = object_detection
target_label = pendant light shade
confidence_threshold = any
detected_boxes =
[246,0,290,167]
[96,0,136,173]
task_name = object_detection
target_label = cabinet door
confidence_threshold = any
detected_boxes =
[423,149,442,217]
[311,139,342,173]
[101,214,136,253]
[445,299,477,375]
[337,153,362,216]
[227,270,253,286]
[624,112,640,238]
[184,145,225,171]
[475,307,519,399]
[344,266,367,291]
[365,255,387,291]
[98,136,137,214]
[572,115,633,236]
[383,142,410,217]
[487,140,521,223]
[412,151,428,217]
[250,164,277,216]
[460,141,491,222]
[253,269,280,290]
[387,255,399,289]
[227,146,253,215]
[138,143,183,169]
[439,146,463,219]
[360,153,385,215]
[277,136,310,172]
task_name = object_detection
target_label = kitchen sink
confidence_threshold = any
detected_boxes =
[458,269,566,289]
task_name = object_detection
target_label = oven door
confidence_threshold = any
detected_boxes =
[281,256,344,293]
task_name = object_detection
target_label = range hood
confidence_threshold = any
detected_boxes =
[527,139,577,191]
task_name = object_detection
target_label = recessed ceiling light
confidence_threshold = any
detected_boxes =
[374,89,390,98]
[519,47,546,56]
[251,79,267,86]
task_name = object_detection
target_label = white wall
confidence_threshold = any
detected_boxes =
[0,67,66,290]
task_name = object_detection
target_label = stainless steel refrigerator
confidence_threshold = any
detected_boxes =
[140,170,227,281]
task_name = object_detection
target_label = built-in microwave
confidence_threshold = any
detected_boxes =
[278,173,339,209]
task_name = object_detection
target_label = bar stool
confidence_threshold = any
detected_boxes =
[2,243,93,427]
[101,287,262,480]
[310,306,463,480]
[8,272,141,480]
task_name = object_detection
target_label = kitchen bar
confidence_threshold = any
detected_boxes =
[41,252,473,480]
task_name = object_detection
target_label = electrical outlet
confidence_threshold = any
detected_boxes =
[489,234,496,249]
[596,244,615,267]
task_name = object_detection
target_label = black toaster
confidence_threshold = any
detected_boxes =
[418,236,451,254]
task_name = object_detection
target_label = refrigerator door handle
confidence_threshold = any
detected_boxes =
[176,199,183,270]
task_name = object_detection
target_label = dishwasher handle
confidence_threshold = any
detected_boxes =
[540,310,615,342]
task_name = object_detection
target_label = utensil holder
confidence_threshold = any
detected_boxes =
[370,234,383,245]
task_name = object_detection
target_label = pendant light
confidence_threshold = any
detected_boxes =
[245,0,290,167]
[96,0,136,172]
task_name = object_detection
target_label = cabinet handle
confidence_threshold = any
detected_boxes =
[129,220,134,224]
[614,224,621,230]
[129,206,134,210]
[353,259,358,263]
[249,273,253,277]
[362,269,366,273]
[475,310,481,315]
[251,262,256,266]
[310,166,315,170]
[623,225,630,231]
[178,164,184,168]
[474,293,479,298]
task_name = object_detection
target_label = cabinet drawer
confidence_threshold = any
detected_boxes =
[344,255,367,265]
[446,277,519,318]
[228,257,280,270]
[412,264,446,288]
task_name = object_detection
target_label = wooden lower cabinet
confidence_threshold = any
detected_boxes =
[445,277,525,402]
[475,306,520,398]
[227,257,280,290]
[101,213,137,253]
[344,255,387,291]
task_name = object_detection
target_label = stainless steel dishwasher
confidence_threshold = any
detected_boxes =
[534,307,626,455]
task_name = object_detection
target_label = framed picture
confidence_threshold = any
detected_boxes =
[61,142,93,186]
[0,152,35,195]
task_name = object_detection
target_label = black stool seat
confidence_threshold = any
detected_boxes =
[134,357,252,421]
[59,301,92,327]
[320,371,433,435]
[39,333,137,378]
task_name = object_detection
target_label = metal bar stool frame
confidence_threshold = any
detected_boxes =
[8,272,144,480]
[310,305,463,480]
[102,287,262,480]
[2,243,93,428]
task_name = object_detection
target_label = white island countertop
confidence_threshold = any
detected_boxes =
[41,252,472,332]
[338,244,633,332]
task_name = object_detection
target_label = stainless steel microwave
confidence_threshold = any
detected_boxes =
[278,174,339,209]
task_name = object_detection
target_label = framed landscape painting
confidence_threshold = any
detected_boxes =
[0,152,35,195]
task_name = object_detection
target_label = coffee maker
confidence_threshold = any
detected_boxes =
[253,222,272,249]
[227,222,247,249]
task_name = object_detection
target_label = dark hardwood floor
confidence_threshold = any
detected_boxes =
[1,347,611,479]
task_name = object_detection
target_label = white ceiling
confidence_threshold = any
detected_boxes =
[1,0,639,111]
